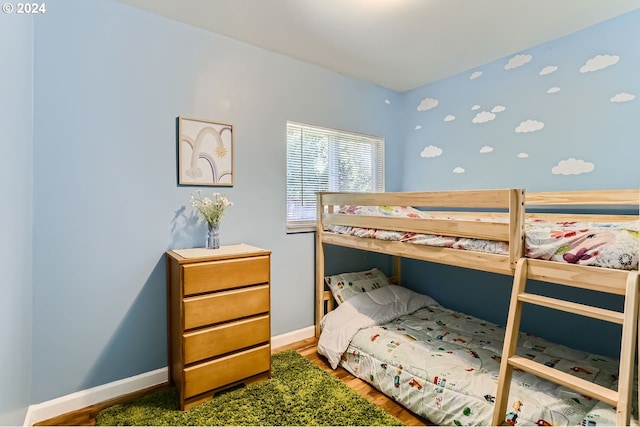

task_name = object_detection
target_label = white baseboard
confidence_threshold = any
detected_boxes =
[24,326,316,426]
[271,325,316,350]
[23,367,168,427]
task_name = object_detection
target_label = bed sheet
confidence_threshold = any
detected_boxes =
[327,205,639,270]
[339,303,627,426]
[525,218,638,270]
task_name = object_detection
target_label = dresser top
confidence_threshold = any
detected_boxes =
[168,243,270,262]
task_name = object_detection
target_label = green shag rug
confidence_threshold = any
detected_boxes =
[96,350,403,426]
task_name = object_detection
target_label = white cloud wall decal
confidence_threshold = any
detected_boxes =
[415,125,422,130]
[505,54,532,70]
[491,105,506,113]
[515,119,544,133]
[610,92,635,102]
[480,146,493,153]
[421,145,443,158]
[547,87,561,94]
[384,99,391,104]
[453,167,465,173]
[472,111,496,124]
[417,98,439,111]
[470,71,483,80]
[444,115,456,122]
[517,153,529,158]
[539,65,558,75]
[471,105,481,111]
[579,54,620,73]
[552,158,595,175]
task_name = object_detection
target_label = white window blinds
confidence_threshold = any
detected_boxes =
[286,121,384,231]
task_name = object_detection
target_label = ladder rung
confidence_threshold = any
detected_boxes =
[508,356,618,406]
[517,293,624,324]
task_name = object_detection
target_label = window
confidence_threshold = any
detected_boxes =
[286,121,384,232]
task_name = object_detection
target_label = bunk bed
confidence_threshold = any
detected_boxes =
[315,188,639,426]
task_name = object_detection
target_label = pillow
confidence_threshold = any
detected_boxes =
[325,267,392,305]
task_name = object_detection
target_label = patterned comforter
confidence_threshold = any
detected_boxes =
[328,205,639,270]
[319,287,631,426]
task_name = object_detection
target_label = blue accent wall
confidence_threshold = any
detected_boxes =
[401,10,639,192]
[2,0,638,415]
[399,10,640,357]
[0,13,33,426]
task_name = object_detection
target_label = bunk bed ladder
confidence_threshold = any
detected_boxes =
[492,258,639,426]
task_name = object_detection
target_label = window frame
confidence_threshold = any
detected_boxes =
[286,121,385,233]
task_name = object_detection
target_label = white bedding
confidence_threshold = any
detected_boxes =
[318,286,632,426]
[317,285,437,369]
[328,205,640,270]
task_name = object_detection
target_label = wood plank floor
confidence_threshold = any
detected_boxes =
[35,338,430,426]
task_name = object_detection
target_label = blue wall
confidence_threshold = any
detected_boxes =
[402,10,639,192]
[0,14,34,426]
[399,10,639,357]
[29,0,402,403]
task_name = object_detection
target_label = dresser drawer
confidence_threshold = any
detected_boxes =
[182,256,269,296]
[184,344,270,398]
[184,284,269,330]
[183,315,270,364]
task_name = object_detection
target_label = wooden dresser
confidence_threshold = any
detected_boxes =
[165,244,271,410]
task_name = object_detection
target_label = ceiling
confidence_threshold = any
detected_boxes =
[119,0,640,92]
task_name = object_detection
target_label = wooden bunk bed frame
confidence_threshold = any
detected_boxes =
[315,188,639,425]
[315,188,526,335]
[493,257,639,425]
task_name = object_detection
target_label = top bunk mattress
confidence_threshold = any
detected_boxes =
[326,205,639,270]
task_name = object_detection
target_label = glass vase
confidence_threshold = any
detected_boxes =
[206,222,220,249]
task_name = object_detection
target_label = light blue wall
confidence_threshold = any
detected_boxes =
[402,10,639,192]
[399,10,639,357]
[30,0,402,403]
[0,13,33,426]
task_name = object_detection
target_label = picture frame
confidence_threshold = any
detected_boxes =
[177,116,234,186]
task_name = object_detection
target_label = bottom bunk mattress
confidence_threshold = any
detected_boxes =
[318,286,631,426]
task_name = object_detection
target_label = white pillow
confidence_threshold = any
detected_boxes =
[324,267,392,305]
